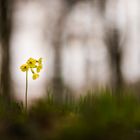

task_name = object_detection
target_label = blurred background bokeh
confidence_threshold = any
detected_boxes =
[0,0,140,102]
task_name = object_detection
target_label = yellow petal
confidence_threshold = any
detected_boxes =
[36,64,43,73]
[20,64,29,72]
[32,73,39,80]
[38,58,42,64]
[27,58,37,68]
[36,67,41,73]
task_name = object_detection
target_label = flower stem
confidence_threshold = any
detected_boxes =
[25,70,28,112]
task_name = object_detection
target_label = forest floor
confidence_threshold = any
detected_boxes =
[0,89,140,140]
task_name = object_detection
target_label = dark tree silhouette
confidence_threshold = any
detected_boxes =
[106,28,123,92]
[95,0,123,92]
[52,0,82,102]
[0,0,13,101]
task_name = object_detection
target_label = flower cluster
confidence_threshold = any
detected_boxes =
[20,57,43,80]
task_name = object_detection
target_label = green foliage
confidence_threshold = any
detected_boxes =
[0,90,140,140]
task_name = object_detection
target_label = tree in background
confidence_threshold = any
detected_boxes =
[52,0,123,98]
[52,0,82,102]
[105,28,123,92]
[0,0,13,101]
[97,0,123,92]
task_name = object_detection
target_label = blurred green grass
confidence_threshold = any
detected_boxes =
[0,90,140,140]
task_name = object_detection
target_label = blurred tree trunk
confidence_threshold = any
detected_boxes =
[96,0,123,92]
[52,0,79,102]
[52,1,68,102]
[106,28,123,92]
[94,0,107,15]
[0,0,13,101]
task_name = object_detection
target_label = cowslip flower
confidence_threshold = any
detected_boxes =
[30,68,40,80]
[32,73,39,80]
[20,57,43,111]
[27,57,37,68]
[20,64,29,72]
[35,58,43,73]
[38,58,42,64]
[36,64,42,73]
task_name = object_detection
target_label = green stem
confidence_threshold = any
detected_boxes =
[25,70,28,112]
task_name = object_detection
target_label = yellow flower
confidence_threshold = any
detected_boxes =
[36,58,43,73]
[20,57,43,80]
[20,64,29,72]
[38,58,42,65]
[27,58,37,68]
[36,64,43,73]
[32,73,39,80]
